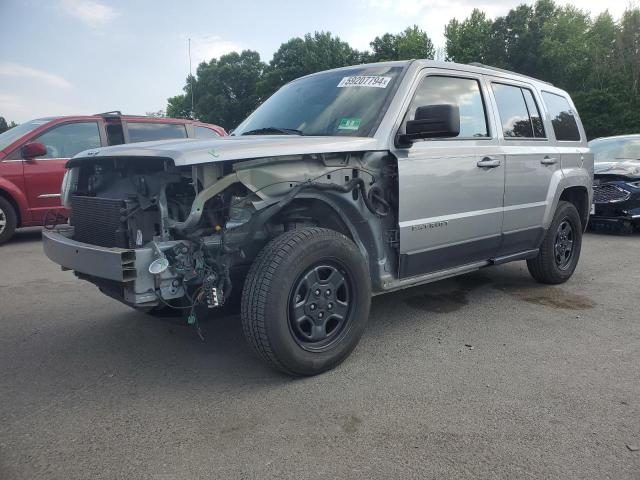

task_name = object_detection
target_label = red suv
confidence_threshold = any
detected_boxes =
[0,112,225,244]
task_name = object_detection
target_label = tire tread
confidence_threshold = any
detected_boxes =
[527,201,582,284]
[241,227,355,375]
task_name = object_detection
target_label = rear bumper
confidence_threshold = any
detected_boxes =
[42,227,184,306]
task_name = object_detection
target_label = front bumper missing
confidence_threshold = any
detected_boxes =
[42,227,184,306]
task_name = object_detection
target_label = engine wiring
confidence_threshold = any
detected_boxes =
[147,164,389,340]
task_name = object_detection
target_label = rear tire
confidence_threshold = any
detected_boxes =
[527,201,582,284]
[241,227,371,376]
[0,197,17,246]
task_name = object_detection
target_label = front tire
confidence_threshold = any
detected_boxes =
[527,201,583,284]
[241,227,371,376]
[0,197,17,246]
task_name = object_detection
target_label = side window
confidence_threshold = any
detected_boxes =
[492,83,545,139]
[407,75,488,138]
[522,89,545,138]
[195,126,220,139]
[126,122,187,143]
[541,92,581,141]
[34,122,101,159]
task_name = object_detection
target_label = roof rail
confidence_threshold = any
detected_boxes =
[95,110,122,116]
[468,62,553,86]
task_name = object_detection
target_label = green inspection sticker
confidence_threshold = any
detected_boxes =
[338,118,361,130]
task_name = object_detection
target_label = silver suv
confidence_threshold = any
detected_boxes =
[43,60,593,376]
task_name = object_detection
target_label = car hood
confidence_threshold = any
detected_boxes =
[71,135,383,167]
[593,160,640,180]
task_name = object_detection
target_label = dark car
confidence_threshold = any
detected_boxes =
[588,134,640,233]
[0,112,226,244]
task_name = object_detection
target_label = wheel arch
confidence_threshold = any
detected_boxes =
[272,192,390,289]
[545,167,592,232]
[0,187,23,227]
[559,186,590,231]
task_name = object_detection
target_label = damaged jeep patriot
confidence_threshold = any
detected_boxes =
[43,60,593,376]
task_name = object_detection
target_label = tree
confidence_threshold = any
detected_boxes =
[585,12,618,91]
[368,33,397,62]
[369,26,435,62]
[166,86,191,119]
[259,32,361,97]
[0,117,16,134]
[445,9,494,63]
[165,3,640,138]
[168,50,266,129]
[617,8,640,96]
[539,5,591,88]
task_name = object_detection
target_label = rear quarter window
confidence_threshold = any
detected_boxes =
[126,122,187,143]
[541,92,581,141]
[194,126,220,138]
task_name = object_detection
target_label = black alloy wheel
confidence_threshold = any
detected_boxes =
[288,262,352,351]
[553,219,574,270]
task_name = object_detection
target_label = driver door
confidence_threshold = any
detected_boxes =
[22,121,102,223]
[393,71,505,277]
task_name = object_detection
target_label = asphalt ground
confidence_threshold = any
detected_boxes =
[0,228,638,479]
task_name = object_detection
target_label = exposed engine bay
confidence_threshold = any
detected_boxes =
[57,152,397,316]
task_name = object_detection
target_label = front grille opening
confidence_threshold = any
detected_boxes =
[71,195,128,248]
[593,185,630,204]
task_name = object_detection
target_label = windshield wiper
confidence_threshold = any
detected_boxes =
[240,127,304,136]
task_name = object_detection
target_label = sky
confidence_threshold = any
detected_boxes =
[0,0,633,123]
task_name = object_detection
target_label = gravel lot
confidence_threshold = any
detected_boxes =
[0,228,638,479]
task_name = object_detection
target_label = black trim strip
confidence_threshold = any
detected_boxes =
[399,235,500,278]
[496,227,544,258]
[399,227,545,278]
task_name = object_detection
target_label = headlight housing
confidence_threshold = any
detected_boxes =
[60,168,79,208]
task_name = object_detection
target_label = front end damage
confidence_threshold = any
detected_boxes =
[590,161,640,233]
[43,151,396,312]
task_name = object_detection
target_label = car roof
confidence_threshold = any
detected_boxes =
[297,59,555,89]
[589,134,640,144]
[26,115,225,134]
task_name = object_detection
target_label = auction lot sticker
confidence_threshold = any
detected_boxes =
[337,76,392,88]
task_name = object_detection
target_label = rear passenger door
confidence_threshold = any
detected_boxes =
[488,80,559,256]
[394,70,505,277]
[540,91,586,176]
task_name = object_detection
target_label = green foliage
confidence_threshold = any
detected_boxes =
[446,1,640,139]
[168,50,266,129]
[260,32,361,97]
[445,9,494,64]
[0,117,17,134]
[368,26,434,62]
[195,50,266,128]
[168,2,640,138]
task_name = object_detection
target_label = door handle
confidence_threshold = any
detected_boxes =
[477,157,501,168]
[541,156,558,165]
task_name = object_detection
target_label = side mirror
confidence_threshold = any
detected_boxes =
[398,104,460,146]
[21,142,47,160]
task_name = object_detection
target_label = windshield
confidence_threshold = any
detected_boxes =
[0,118,52,152]
[589,137,640,163]
[233,66,404,137]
